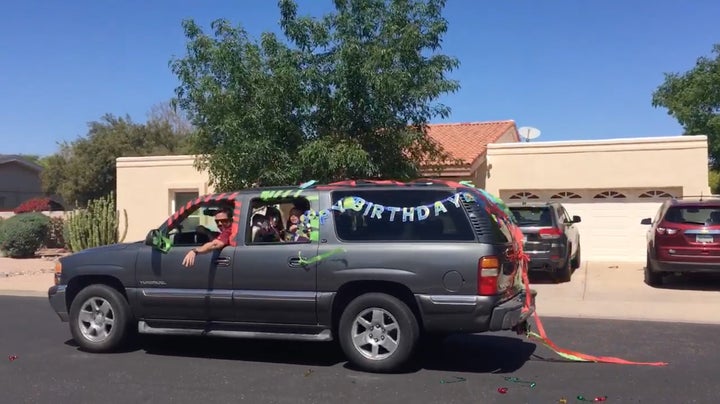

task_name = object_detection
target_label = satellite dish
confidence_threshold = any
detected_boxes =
[518,126,541,142]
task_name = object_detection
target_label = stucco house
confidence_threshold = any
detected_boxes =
[116,121,712,262]
[0,154,45,211]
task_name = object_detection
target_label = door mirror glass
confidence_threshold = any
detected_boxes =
[640,218,652,225]
[146,229,172,253]
[572,215,581,223]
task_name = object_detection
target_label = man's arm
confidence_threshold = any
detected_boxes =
[182,237,228,267]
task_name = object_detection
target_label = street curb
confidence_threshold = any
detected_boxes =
[0,290,47,297]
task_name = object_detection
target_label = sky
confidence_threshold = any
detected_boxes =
[1,0,719,156]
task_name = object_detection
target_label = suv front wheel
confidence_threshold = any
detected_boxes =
[69,284,133,352]
[338,293,420,373]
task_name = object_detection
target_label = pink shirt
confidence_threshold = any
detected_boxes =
[216,227,232,246]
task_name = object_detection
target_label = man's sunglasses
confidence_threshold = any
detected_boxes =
[215,218,231,226]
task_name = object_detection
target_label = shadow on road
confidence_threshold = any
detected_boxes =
[652,272,720,291]
[65,332,536,374]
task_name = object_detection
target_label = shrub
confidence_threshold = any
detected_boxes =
[65,192,127,252]
[14,197,63,214]
[45,216,67,249]
[0,213,51,258]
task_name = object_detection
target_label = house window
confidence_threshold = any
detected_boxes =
[508,192,540,200]
[593,191,626,199]
[172,191,200,229]
[639,190,674,199]
[550,191,582,199]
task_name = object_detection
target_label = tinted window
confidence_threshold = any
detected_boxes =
[664,206,720,225]
[331,190,475,242]
[509,207,553,227]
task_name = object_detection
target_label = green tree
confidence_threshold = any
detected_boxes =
[41,102,195,207]
[652,43,720,167]
[170,0,462,191]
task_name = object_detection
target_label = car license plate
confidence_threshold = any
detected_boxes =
[696,234,713,243]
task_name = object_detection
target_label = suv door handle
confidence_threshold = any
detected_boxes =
[214,256,231,267]
[288,257,304,267]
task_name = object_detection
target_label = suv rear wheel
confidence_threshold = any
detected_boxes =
[645,254,663,286]
[338,293,419,373]
[69,284,132,352]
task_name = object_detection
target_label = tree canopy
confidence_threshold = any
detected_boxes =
[652,43,720,167]
[170,0,462,191]
[41,102,194,207]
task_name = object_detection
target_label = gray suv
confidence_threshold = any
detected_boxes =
[48,180,536,372]
[508,202,581,282]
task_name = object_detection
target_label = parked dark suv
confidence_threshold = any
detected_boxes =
[507,202,582,282]
[641,198,720,286]
[48,179,536,372]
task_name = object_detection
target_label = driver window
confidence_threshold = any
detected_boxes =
[169,201,234,246]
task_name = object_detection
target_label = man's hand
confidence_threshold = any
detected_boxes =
[182,249,197,267]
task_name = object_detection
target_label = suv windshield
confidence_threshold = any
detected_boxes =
[509,207,553,227]
[664,206,720,225]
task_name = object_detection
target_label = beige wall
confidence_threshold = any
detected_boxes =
[116,155,213,241]
[485,135,711,197]
[0,162,43,210]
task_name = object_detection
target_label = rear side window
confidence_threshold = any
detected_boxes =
[330,190,475,242]
[664,206,720,225]
[509,207,553,227]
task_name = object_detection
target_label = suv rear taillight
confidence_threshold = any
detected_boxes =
[656,227,679,235]
[538,227,562,239]
[478,256,499,295]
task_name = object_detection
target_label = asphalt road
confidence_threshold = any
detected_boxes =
[1,296,716,404]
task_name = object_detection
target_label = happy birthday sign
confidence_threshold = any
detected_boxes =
[300,191,476,225]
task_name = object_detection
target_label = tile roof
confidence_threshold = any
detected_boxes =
[426,120,519,165]
[0,154,43,171]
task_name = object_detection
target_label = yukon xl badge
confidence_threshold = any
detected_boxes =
[139,280,167,286]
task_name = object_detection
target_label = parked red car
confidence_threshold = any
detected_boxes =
[641,198,720,286]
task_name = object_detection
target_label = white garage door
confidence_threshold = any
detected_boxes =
[501,189,680,262]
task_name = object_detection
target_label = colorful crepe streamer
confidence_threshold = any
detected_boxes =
[461,182,668,367]
[297,247,346,265]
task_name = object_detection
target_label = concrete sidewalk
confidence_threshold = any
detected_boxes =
[531,261,720,325]
[2,257,720,325]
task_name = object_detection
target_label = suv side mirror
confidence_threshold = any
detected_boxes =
[640,218,652,225]
[572,215,581,223]
[146,229,172,253]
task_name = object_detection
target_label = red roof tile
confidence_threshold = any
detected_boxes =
[426,120,519,165]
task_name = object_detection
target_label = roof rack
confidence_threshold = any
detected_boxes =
[672,194,720,202]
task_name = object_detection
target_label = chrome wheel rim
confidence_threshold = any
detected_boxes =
[77,297,115,343]
[351,307,400,360]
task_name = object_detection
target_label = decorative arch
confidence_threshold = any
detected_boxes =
[639,190,674,199]
[593,191,627,199]
[508,192,540,200]
[550,191,582,199]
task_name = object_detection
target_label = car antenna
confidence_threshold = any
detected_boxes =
[700,191,704,202]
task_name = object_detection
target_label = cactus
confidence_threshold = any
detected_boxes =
[65,192,128,252]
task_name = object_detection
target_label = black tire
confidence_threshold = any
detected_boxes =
[644,254,663,286]
[571,243,581,269]
[338,293,419,373]
[554,249,572,283]
[69,284,132,353]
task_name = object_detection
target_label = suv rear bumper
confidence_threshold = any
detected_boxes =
[651,258,720,274]
[48,285,69,322]
[415,290,536,333]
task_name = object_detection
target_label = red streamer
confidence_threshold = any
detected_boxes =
[486,198,669,367]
